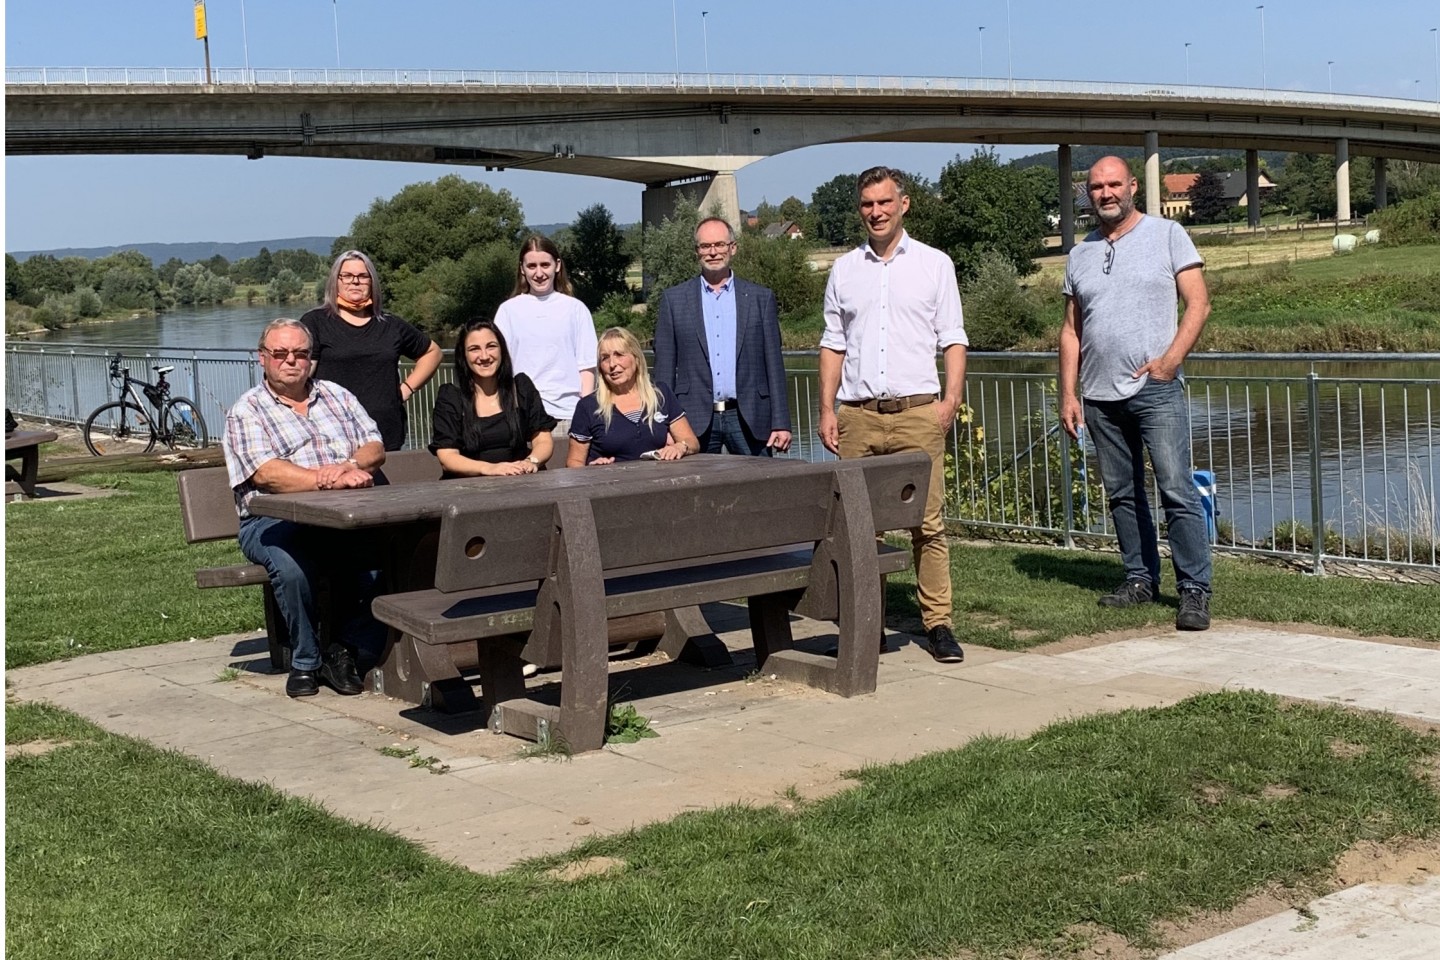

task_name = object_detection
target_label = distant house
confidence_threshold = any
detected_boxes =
[1162,171,1276,219]
[742,210,759,229]
[762,220,804,240]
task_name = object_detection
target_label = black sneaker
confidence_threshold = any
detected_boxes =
[1176,588,1212,631]
[285,669,319,698]
[1097,579,1157,608]
[926,625,965,663]
[319,645,364,695]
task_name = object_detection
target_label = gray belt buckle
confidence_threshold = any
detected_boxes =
[713,400,728,412]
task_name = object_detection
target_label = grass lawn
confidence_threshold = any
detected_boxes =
[8,691,1439,960]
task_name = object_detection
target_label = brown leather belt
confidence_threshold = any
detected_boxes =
[841,393,937,414]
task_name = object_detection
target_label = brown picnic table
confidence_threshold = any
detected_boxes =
[6,429,59,500]
[248,452,930,751]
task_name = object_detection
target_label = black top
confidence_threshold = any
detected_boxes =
[428,376,557,477]
[300,306,433,451]
[570,383,688,463]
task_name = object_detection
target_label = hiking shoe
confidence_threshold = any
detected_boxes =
[926,625,965,663]
[319,645,364,695]
[1097,579,1157,608]
[1176,588,1212,631]
[285,669,319,698]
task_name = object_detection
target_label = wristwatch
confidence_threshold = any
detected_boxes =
[525,455,541,466]
[343,457,359,469]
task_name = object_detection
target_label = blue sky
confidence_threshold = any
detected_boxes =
[5,0,1439,251]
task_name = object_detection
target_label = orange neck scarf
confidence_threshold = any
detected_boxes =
[336,295,373,312]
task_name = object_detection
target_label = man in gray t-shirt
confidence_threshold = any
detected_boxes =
[1059,156,1214,631]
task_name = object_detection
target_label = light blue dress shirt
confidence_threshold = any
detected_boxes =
[700,274,738,403]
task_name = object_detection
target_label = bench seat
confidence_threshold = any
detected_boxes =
[374,543,911,646]
[194,563,272,590]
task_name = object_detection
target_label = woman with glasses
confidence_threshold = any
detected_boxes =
[567,327,699,466]
[301,250,443,451]
[494,236,598,441]
[429,319,556,478]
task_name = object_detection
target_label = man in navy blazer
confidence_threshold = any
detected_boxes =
[653,216,793,455]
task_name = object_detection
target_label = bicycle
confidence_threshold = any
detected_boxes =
[82,353,210,457]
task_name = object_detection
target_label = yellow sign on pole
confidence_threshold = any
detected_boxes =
[194,1,208,41]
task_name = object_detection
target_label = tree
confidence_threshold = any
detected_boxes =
[1275,153,1335,218]
[272,248,326,282]
[6,254,26,302]
[961,251,1044,351]
[203,254,232,277]
[17,254,73,304]
[387,241,516,331]
[810,173,864,247]
[563,204,631,309]
[172,264,235,305]
[639,197,704,338]
[928,148,1047,281]
[157,257,186,286]
[265,268,304,304]
[1188,170,1228,224]
[339,174,526,274]
[731,233,822,319]
[98,265,159,310]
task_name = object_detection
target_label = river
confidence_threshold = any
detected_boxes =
[9,305,1437,554]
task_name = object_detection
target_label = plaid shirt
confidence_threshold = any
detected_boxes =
[224,379,381,518]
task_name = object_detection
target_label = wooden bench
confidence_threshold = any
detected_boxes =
[177,448,443,669]
[6,429,59,500]
[372,451,930,752]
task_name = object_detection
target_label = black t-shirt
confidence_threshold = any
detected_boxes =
[427,376,557,476]
[300,307,433,451]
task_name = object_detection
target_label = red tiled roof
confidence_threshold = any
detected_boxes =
[1164,174,1199,196]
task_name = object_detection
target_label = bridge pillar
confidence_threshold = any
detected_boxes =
[1374,156,1388,210]
[1246,149,1261,229]
[1058,144,1075,252]
[1335,137,1352,222]
[641,171,740,234]
[1144,132,1161,216]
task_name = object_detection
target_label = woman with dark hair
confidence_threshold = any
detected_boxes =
[494,235,598,436]
[301,250,443,451]
[429,319,556,477]
[568,327,699,466]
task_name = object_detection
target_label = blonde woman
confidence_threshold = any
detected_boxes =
[567,327,700,466]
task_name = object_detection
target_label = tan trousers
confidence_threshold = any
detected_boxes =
[837,404,950,630]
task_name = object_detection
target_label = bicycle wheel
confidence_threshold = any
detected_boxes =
[163,398,209,451]
[83,401,157,456]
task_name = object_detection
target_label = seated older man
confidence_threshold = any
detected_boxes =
[223,318,387,698]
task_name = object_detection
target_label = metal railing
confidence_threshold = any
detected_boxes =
[7,67,1440,114]
[7,342,1436,574]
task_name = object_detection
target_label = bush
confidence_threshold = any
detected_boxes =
[731,233,823,319]
[1371,191,1440,245]
[593,291,638,331]
[961,252,1045,350]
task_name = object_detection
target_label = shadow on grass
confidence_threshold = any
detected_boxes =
[1010,549,1180,609]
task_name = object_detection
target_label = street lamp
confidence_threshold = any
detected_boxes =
[701,11,709,75]
[1327,60,1334,94]
[332,0,341,68]
[978,26,986,78]
[671,0,680,81]
[1005,0,1014,86]
[1431,28,1438,104]
[240,0,251,76]
[1185,42,1191,85]
[1257,5,1267,94]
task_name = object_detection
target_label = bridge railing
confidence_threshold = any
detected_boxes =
[8,342,1436,577]
[7,67,1438,115]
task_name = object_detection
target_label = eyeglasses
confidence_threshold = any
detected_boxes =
[1102,240,1117,276]
[696,242,734,253]
[337,272,371,284]
[263,348,312,362]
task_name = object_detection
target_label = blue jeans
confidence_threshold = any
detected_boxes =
[238,516,387,671]
[1084,377,1212,594]
[700,408,771,456]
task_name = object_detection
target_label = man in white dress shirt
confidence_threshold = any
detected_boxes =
[817,166,969,663]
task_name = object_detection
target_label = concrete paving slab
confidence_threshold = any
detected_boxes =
[1159,878,1440,959]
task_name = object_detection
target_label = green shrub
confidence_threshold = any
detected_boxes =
[593,291,637,330]
[961,251,1044,350]
[1371,191,1440,245]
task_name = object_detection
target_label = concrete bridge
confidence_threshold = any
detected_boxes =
[8,67,1440,246]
